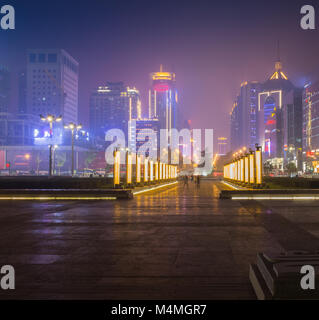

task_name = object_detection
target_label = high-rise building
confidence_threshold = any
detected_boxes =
[217,137,228,155]
[239,81,261,149]
[257,60,302,169]
[0,66,10,113]
[26,49,79,123]
[90,83,141,147]
[303,81,319,173]
[230,98,242,152]
[128,119,159,157]
[230,81,261,152]
[149,65,178,132]
[18,70,27,114]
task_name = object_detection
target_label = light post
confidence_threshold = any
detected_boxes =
[40,114,62,176]
[64,123,82,176]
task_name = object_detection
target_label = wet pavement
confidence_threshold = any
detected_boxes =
[0,179,318,299]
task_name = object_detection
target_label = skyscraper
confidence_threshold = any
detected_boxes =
[26,49,79,123]
[230,98,241,152]
[230,81,261,152]
[90,83,141,147]
[239,81,261,149]
[217,137,228,155]
[257,59,302,169]
[149,65,178,132]
[0,66,10,113]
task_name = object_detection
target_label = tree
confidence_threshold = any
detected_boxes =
[84,151,97,168]
[286,162,297,176]
[263,162,273,175]
[55,152,66,176]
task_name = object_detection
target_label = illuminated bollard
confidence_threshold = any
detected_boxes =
[244,155,249,183]
[159,162,162,180]
[163,164,166,180]
[166,164,169,180]
[136,154,141,184]
[240,158,244,182]
[113,149,120,187]
[126,151,132,185]
[255,145,262,185]
[155,161,159,180]
[144,157,149,183]
[150,160,154,182]
[249,151,255,184]
[235,161,238,181]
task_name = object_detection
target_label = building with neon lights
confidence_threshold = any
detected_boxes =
[257,60,302,170]
[217,137,228,156]
[128,119,159,158]
[149,65,178,134]
[302,81,319,173]
[230,81,261,152]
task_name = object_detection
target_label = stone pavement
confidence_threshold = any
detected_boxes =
[0,179,317,299]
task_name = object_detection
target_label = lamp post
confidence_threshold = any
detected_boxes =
[64,123,82,176]
[40,114,62,176]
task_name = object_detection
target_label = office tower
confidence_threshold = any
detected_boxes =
[257,59,302,169]
[90,83,141,147]
[0,66,10,113]
[149,65,178,132]
[303,81,319,172]
[217,137,228,155]
[128,119,159,157]
[230,98,242,152]
[26,49,79,123]
[238,81,261,149]
[18,70,27,114]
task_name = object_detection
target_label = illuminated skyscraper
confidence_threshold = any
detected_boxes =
[257,59,302,170]
[149,65,178,133]
[90,82,141,148]
[217,137,228,155]
[0,66,10,113]
[26,49,79,123]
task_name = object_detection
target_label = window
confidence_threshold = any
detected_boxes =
[38,54,46,63]
[29,53,36,63]
[48,54,57,63]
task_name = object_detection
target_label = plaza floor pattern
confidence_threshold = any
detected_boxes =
[0,179,317,299]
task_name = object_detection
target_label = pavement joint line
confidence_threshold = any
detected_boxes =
[0,196,117,201]
[133,181,178,195]
[232,196,319,200]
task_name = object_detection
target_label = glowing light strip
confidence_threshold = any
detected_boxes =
[133,181,178,195]
[232,196,319,200]
[0,196,117,200]
[222,180,241,190]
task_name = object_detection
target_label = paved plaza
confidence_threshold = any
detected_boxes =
[0,179,318,299]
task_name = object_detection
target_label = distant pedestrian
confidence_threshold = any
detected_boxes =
[183,175,189,189]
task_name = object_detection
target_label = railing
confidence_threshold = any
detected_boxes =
[113,150,178,188]
[223,146,263,187]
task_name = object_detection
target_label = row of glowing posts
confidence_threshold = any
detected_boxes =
[223,146,262,185]
[113,150,178,187]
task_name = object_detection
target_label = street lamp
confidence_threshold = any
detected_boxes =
[64,122,82,176]
[40,114,62,176]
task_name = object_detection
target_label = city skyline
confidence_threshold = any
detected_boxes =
[2,0,319,144]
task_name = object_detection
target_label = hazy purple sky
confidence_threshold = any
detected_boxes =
[2,0,319,145]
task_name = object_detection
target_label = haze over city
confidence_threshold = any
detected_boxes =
[2,0,319,145]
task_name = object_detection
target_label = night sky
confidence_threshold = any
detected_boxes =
[1,0,319,147]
